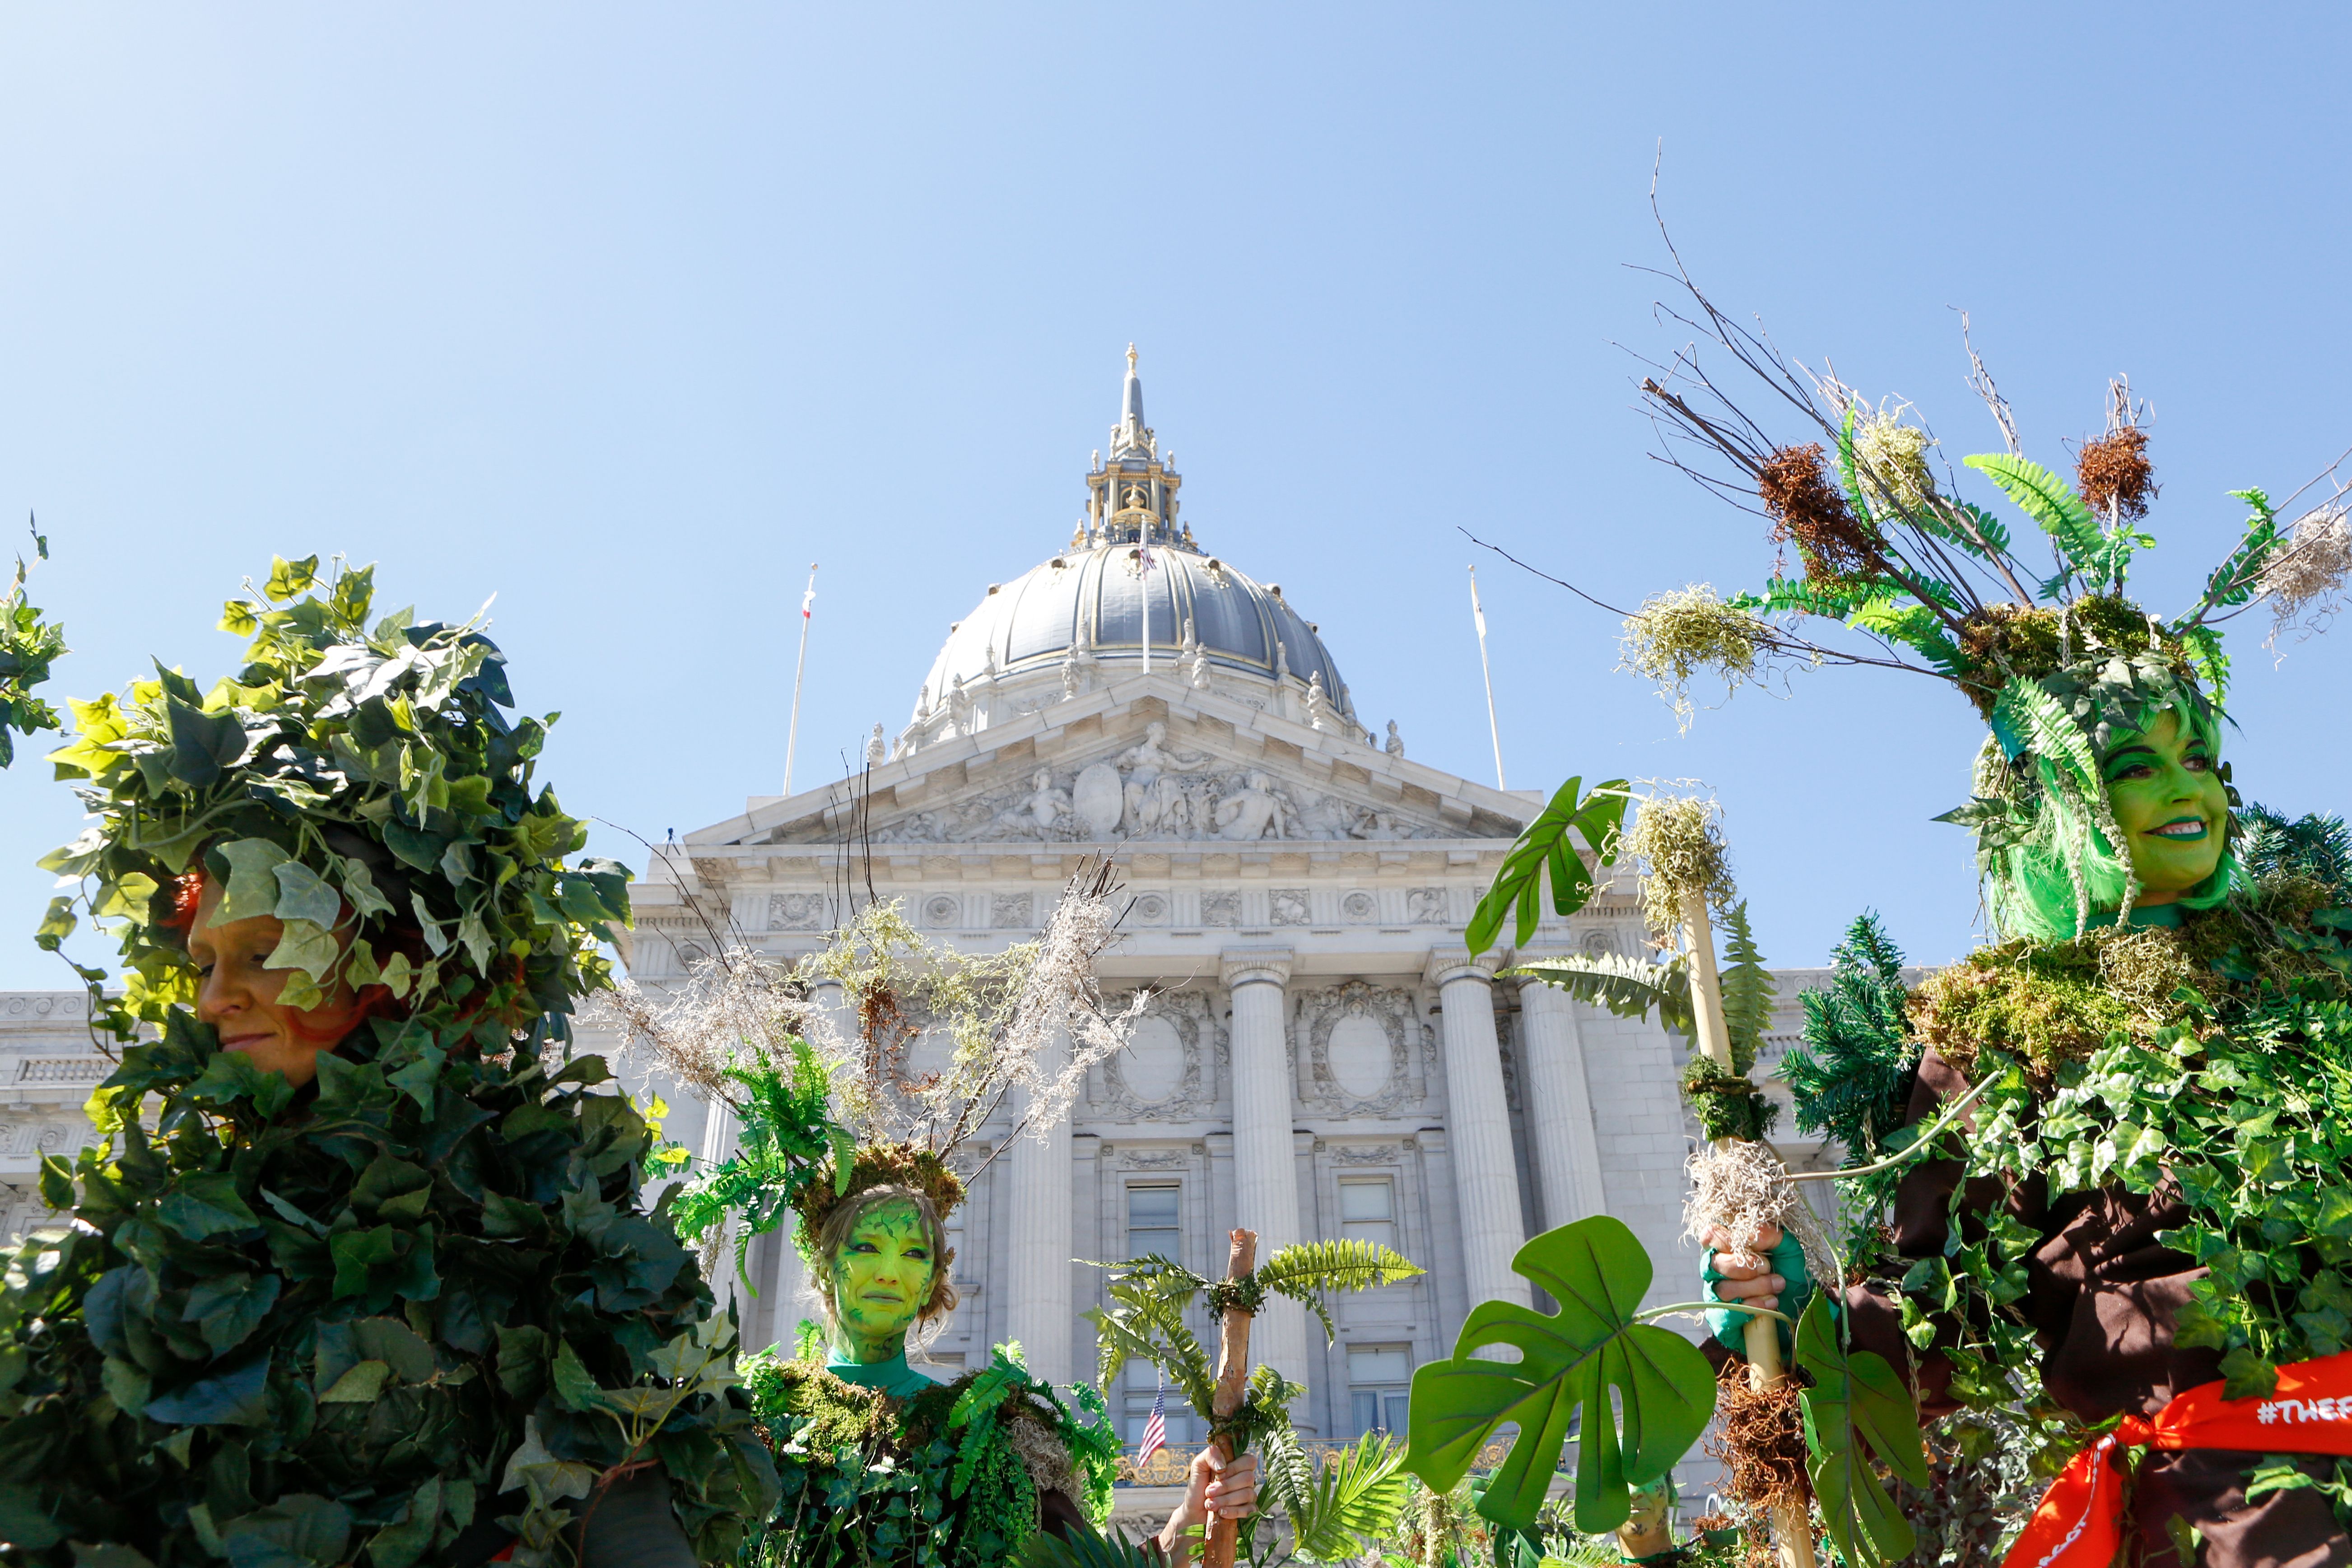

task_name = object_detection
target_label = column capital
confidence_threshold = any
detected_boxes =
[1424,945,1504,990]
[1220,945,1295,990]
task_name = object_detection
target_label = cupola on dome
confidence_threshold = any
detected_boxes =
[900,348,1362,752]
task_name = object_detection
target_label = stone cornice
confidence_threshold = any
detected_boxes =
[1219,946,1295,989]
[1423,946,1504,990]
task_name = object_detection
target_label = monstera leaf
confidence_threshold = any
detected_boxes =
[1795,1294,1928,1567]
[1467,776,1629,956]
[1402,1216,1716,1534]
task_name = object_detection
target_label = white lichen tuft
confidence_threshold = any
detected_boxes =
[1684,1140,1839,1296]
[1853,411,1939,518]
[1623,792,1737,939]
[2262,502,2352,649]
[1618,585,1770,733]
[593,863,1145,1162]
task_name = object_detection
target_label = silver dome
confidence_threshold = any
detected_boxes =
[918,540,1353,716]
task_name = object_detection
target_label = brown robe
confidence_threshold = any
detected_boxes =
[1839,1052,2350,1567]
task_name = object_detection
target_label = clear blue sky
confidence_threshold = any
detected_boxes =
[4,5,2348,988]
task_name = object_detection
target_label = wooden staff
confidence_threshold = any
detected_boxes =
[1201,1228,1258,1568]
[1683,889,1816,1568]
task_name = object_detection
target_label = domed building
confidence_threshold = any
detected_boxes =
[619,350,1762,1494]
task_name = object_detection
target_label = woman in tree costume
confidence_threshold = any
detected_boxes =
[1602,277,2352,1563]
[0,556,778,1567]
[608,894,1260,1567]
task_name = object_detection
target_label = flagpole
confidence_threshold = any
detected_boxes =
[783,563,817,796]
[1469,565,1505,789]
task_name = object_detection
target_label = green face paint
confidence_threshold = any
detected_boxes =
[827,1200,936,1363]
[2102,708,2230,904]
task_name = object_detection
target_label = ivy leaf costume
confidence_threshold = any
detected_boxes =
[0,558,778,1566]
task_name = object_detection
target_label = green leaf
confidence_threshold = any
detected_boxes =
[1964,453,2105,582]
[1285,1431,1412,1563]
[33,894,75,953]
[1252,1239,1423,1344]
[1795,1294,1928,1567]
[219,599,259,637]
[270,860,342,929]
[1467,777,1629,956]
[317,1359,391,1404]
[158,1173,262,1242]
[1506,952,1693,1037]
[182,1271,282,1354]
[264,555,321,604]
[265,919,340,983]
[217,1491,349,1568]
[2220,1344,2280,1401]
[1401,1215,1715,1533]
[164,696,247,786]
[145,1356,272,1427]
[552,1338,602,1411]
[214,839,293,924]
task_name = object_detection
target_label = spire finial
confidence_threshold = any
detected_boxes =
[1126,342,1138,373]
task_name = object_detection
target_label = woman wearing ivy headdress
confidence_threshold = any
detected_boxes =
[1597,275,2352,1563]
[607,891,1260,1566]
[0,556,778,1567]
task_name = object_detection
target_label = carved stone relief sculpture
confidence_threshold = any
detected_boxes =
[1270,889,1311,926]
[1095,990,1219,1119]
[1294,981,1417,1115]
[769,893,827,931]
[1405,887,1448,925]
[863,728,1448,845]
[1200,891,1241,927]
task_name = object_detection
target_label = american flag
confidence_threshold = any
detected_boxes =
[1136,1380,1168,1468]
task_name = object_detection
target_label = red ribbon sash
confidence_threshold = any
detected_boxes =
[2004,1350,2352,1568]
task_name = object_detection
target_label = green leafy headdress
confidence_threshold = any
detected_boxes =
[1613,275,2350,938]
[38,553,630,1041]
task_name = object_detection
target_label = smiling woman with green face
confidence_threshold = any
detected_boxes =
[2101,707,2232,909]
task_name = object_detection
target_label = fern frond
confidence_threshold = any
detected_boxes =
[1964,453,2105,578]
[1506,951,1694,1035]
[1718,900,1774,1077]
[1253,1240,1424,1345]
[1993,676,2101,798]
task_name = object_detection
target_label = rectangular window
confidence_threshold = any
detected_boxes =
[1338,1177,1397,1252]
[1348,1345,1412,1437]
[1127,1183,1181,1261]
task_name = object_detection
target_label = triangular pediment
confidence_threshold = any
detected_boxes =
[686,678,1532,851]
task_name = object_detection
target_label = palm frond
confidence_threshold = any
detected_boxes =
[1285,1431,1413,1563]
[1013,1521,1163,1568]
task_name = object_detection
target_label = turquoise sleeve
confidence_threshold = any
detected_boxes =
[1701,1229,1812,1353]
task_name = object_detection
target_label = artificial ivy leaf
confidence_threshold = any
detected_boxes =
[164,697,247,786]
[328,1227,400,1299]
[269,861,341,930]
[317,1359,390,1404]
[264,919,339,982]
[351,1316,436,1382]
[1794,1294,1928,1567]
[158,1173,262,1242]
[102,1354,151,1416]
[496,1325,549,1401]
[219,599,259,637]
[363,1476,439,1568]
[2220,1345,2280,1400]
[34,896,75,952]
[0,1481,63,1549]
[481,1191,549,1242]
[497,1416,596,1506]
[551,1339,602,1412]
[182,1271,282,1355]
[215,839,292,924]
[145,1356,271,1427]
[1402,1216,1714,1533]
[68,1547,155,1568]
[382,822,445,874]
[337,856,394,921]
[264,554,321,604]
[218,1490,349,1568]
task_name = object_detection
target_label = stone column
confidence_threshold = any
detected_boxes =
[1426,948,1529,1311]
[1005,1027,1074,1385]
[1220,947,1307,1387]
[1514,972,1611,1232]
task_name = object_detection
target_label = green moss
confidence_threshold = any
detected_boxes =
[1681,1058,1779,1141]
[1909,945,2140,1082]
